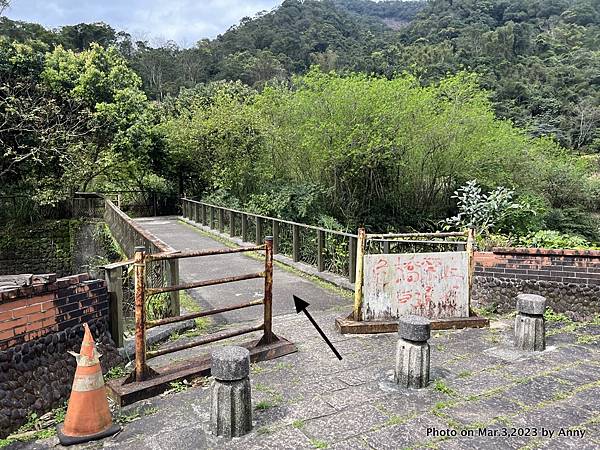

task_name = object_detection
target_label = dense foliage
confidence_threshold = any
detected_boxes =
[2,1,599,152]
[157,71,597,241]
[0,39,152,204]
[1,0,599,245]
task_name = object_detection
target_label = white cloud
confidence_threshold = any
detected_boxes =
[5,0,282,46]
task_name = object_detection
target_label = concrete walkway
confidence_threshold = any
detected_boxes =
[16,310,600,449]
[135,217,350,326]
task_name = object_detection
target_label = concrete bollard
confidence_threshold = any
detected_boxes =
[210,346,252,438]
[514,294,546,351]
[395,315,431,389]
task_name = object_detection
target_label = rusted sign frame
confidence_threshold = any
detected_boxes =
[338,228,488,334]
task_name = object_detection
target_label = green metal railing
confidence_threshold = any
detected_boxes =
[181,198,359,283]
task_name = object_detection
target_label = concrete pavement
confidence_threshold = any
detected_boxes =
[13,309,600,449]
[135,217,351,325]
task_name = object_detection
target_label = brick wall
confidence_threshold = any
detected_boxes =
[473,248,600,320]
[0,273,108,351]
[0,274,121,437]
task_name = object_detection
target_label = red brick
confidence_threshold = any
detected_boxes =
[0,328,13,340]
[39,300,57,313]
[28,309,57,323]
[33,292,57,303]
[14,324,27,336]
[11,304,42,319]
[0,310,12,322]
[42,318,57,328]
[26,322,42,333]
[0,315,28,332]
[90,288,108,297]
[0,298,28,313]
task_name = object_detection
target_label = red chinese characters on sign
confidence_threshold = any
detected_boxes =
[363,252,469,320]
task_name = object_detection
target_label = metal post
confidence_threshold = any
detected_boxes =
[466,228,475,309]
[209,206,215,229]
[168,259,180,317]
[219,208,225,233]
[105,267,124,348]
[229,211,235,237]
[255,217,262,245]
[134,246,149,382]
[259,236,276,345]
[241,213,248,242]
[201,203,206,225]
[349,236,357,284]
[353,228,366,321]
[383,240,390,254]
[272,220,279,254]
[292,224,300,262]
[317,230,325,272]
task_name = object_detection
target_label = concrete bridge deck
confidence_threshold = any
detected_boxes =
[135,216,351,326]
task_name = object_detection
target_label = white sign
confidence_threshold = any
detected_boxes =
[362,252,469,320]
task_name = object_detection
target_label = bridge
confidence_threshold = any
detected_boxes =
[134,215,350,324]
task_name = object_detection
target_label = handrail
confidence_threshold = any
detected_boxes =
[146,323,264,359]
[368,239,466,245]
[101,259,134,270]
[182,197,360,282]
[146,271,265,295]
[131,237,276,381]
[181,198,475,285]
[105,198,174,253]
[183,198,357,238]
[145,245,266,262]
[145,298,263,329]
[366,232,467,240]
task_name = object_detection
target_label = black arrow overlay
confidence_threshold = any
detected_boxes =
[293,295,342,360]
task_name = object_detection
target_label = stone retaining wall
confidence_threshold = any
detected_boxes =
[0,219,120,279]
[0,221,72,277]
[0,274,122,438]
[473,248,600,320]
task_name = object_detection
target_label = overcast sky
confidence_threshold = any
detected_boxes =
[5,0,283,46]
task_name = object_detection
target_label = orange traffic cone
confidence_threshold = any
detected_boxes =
[57,323,121,445]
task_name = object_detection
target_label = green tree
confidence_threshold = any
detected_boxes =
[0,40,152,204]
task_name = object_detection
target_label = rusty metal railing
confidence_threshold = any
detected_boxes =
[181,198,359,282]
[132,237,275,382]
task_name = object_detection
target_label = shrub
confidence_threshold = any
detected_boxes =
[445,180,523,235]
[518,230,595,249]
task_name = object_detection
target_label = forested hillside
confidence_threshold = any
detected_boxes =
[1,0,599,248]
[2,0,598,152]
